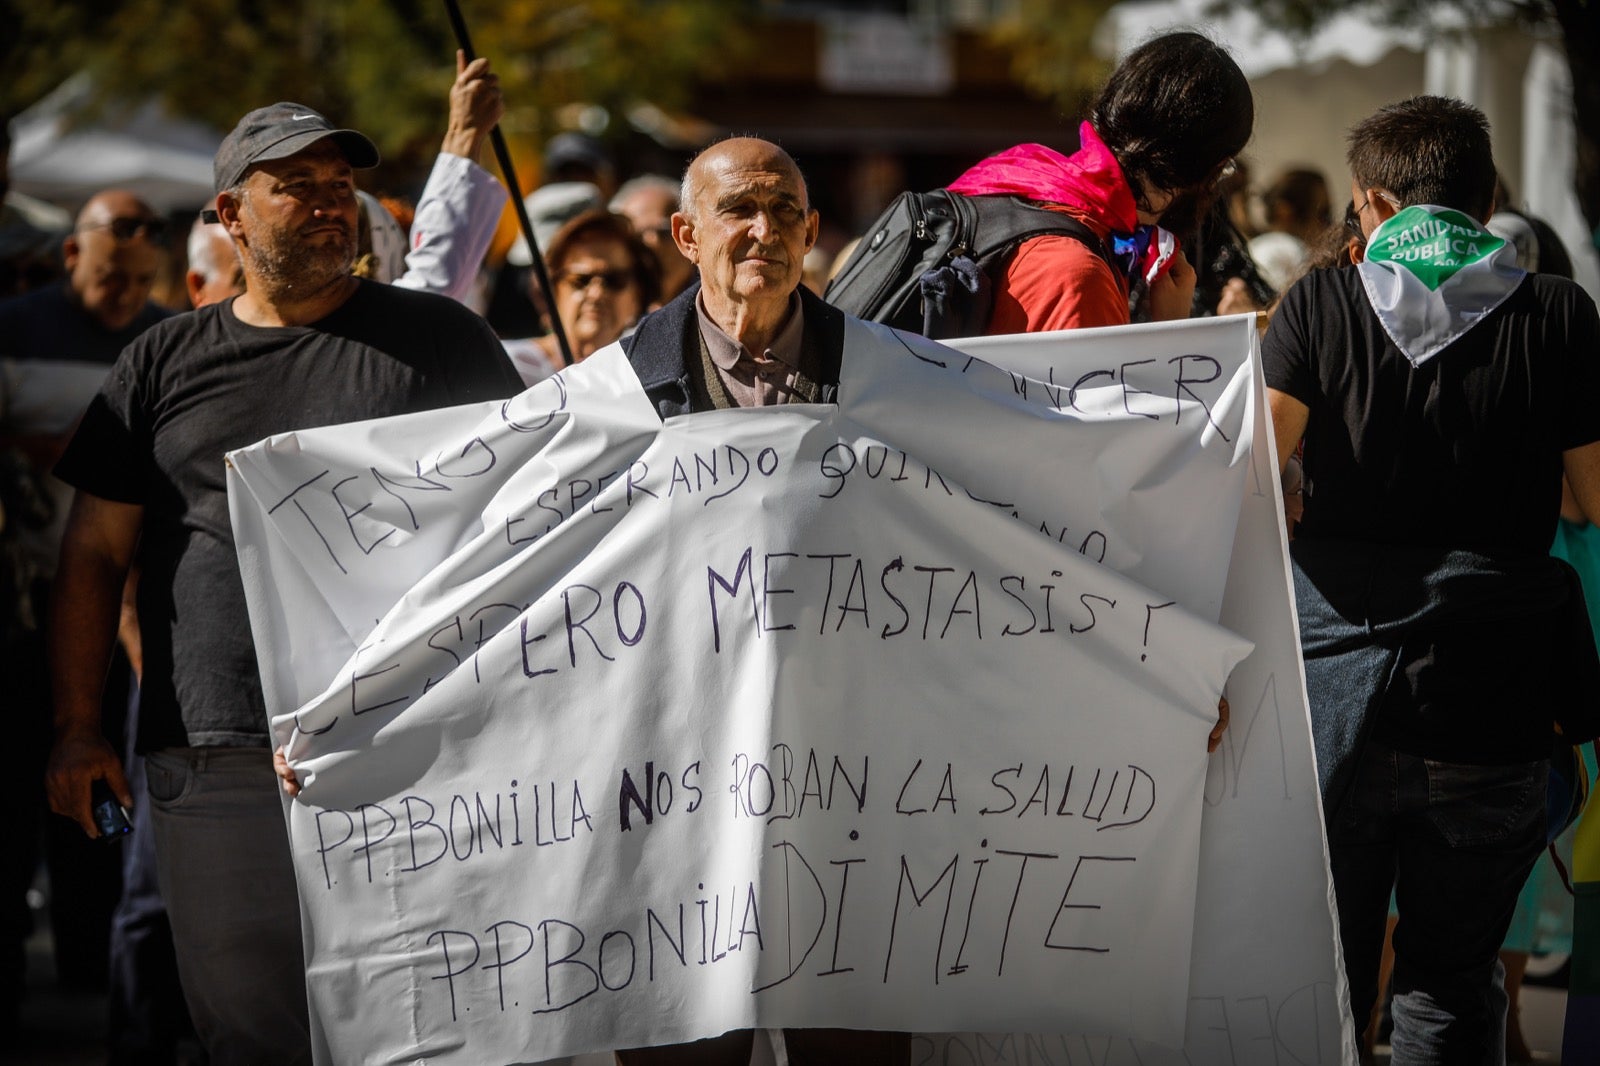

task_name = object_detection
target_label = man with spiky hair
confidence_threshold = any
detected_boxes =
[1264,95,1600,1060]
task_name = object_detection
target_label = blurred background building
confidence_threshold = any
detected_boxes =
[6,0,1595,299]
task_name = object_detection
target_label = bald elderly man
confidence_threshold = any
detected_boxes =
[621,138,844,421]
[616,137,908,1066]
[0,187,172,1040]
[0,190,171,363]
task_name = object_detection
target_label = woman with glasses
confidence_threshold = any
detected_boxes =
[504,209,661,385]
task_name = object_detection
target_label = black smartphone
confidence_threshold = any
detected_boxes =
[90,779,132,841]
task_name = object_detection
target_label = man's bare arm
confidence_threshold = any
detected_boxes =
[118,562,142,684]
[1564,441,1600,527]
[46,490,144,836]
[1266,388,1311,538]
[1266,388,1309,475]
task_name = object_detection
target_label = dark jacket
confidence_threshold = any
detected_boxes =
[620,280,847,420]
[1292,538,1600,820]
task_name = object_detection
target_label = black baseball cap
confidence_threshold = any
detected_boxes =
[213,102,380,193]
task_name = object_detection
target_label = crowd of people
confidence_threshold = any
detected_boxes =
[2,26,1597,1066]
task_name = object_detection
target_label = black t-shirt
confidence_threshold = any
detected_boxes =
[1264,265,1600,761]
[56,280,524,750]
[0,281,171,363]
[1264,266,1600,557]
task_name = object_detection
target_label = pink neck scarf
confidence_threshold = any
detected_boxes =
[946,122,1140,236]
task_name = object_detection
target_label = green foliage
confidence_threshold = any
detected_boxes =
[986,0,1118,114]
[2,0,96,112]
[3,0,747,169]
[467,0,748,136]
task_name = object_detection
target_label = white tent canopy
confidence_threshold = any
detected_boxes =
[1105,0,1437,80]
[10,74,223,213]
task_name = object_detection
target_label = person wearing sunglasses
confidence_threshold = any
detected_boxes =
[65,199,171,335]
[0,185,174,1047]
[0,189,172,364]
[505,209,661,383]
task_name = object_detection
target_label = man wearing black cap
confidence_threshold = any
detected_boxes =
[43,103,522,1064]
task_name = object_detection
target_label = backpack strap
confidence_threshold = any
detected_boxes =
[915,194,1121,338]
[971,195,1117,275]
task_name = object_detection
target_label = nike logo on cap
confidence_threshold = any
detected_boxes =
[291,113,315,121]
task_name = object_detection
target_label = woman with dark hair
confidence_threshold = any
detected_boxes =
[1092,32,1254,218]
[504,209,661,384]
[946,30,1254,333]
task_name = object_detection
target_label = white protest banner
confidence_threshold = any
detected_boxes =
[227,318,1350,1064]
[915,323,1355,1064]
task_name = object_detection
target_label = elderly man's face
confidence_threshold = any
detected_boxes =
[675,141,818,316]
[616,184,693,299]
[66,191,163,331]
[225,140,359,293]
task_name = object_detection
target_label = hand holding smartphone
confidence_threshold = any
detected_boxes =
[90,779,132,841]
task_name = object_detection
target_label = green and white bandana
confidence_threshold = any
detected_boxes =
[1357,204,1526,367]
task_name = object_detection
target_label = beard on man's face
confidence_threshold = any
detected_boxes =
[247,215,358,293]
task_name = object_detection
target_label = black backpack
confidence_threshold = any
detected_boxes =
[823,189,1116,340]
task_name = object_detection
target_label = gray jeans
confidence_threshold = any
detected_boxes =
[145,747,310,1066]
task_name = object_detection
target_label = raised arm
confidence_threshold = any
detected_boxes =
[46,490,144,836]
[439,50,503,165]
[393,50,510,303]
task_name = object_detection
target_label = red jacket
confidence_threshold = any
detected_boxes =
[947,122,1150,334]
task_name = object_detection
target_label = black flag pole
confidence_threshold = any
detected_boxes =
[442,0,574,367]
